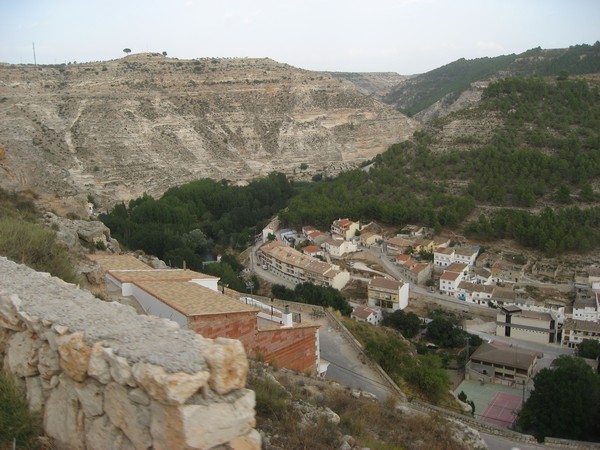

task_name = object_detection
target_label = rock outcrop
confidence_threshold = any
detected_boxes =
[0,54,419,207]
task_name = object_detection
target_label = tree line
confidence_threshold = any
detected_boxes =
[100,172,295,271]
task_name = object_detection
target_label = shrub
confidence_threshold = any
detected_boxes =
[0,372,42,448]
[0,215,77,283]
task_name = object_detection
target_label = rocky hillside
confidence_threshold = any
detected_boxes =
[384,43,600,121]
[327,71,408,99]
[0,54,418,207]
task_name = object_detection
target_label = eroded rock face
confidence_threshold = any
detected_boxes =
[0,55,419,206]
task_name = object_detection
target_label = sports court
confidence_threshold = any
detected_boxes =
[455,379,529,428]
[480,391,523,427]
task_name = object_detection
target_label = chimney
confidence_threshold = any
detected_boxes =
[282,305,293,328]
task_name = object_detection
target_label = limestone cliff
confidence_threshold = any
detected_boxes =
[0,54,419,206]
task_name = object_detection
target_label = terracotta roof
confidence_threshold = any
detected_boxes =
[133,280,259,316]
[396,254,411,262]
[107,269,217,283]
[333,218,354,227]
[369,277,401,290]
[86,254,152,271]
[440,271,461,281]
[303,245,322,254]
[410,263,430,274]
[470,342,537,371]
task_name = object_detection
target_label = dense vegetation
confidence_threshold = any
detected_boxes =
[272,283,352,315]
[386,53,518,116]
[0,189,77,283]
[385,42,600,116]
[282,76,600,254]
[424,313,483,350]
[516,356,600,442]
[100,172,295,270]
[343,317,452,405]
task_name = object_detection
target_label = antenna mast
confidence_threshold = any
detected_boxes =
[32,42,37,66]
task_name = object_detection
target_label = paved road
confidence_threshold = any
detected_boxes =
[318,318,392,401]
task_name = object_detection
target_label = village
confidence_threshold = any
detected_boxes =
[79,214,600,435]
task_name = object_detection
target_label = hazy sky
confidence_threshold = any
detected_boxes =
[1,0,599,74]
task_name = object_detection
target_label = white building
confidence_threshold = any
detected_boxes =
[367,277,409,312]
[351,305,383,325]
[322,238,357,258]
[439,263,468,297]
[573,291,599,322]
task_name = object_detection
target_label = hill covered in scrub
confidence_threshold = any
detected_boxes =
[383,43,600,120]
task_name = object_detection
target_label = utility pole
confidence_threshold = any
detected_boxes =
[464,336,470,373]
[32,42,37,66]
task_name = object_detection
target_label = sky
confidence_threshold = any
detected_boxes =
[1,0,599,74]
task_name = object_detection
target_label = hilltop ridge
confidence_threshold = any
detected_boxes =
[0,53,418,207]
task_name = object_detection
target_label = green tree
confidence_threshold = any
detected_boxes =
[516,356,600,442]
[123,48,131,55]
[382,310,422,339]
[575,339,600,361]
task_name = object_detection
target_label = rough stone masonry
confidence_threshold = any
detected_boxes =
[0,256,260,449]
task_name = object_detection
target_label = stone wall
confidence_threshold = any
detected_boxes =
[0,257,260,450]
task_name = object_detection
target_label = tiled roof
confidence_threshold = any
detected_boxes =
[386,237,414,247]
[564,318,600,333]
[133,280,259,316]
[458,281,494,294]
[86,254,153,271]
[369,277,401,290]
[410,263,430,274]
[440,271,461,281]
[107,269,217,283]
[470,342,537,371]
[446,262,468,273]
[436,247,455,255]
[260,241,342,278]
[352,305,378,320]
[454,246,480,257]
[303,245,322,253]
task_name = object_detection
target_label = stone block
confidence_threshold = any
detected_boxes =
[38,341,61,379]
[57,332,91,382]
[150,389,256,450]
[88,342,111,384]
[132,361,209,405]
[5,330,39,377]
[75,378,104,417]
[104,382,152,450]
[228,429,262,450]
[44,375,85,449]
[0,293,25,331]
[104,347,137,387]
[86,415,136,450]
[200,337,248,395]
[26,376,44,413]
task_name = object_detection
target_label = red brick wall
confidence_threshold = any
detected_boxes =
[252,326,319,373]
[188,312,258,350]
